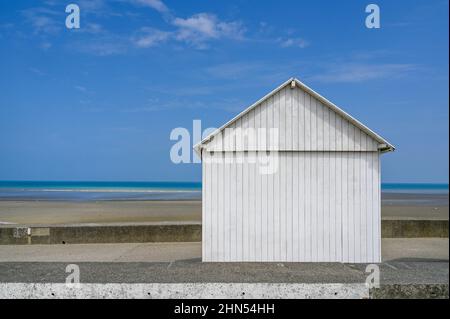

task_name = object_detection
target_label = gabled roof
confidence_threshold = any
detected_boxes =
[194,77,395,154]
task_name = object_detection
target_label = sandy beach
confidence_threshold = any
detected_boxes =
[0,193,447,226]
[0,200,202,225]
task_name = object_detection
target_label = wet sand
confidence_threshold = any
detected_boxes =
[0,193,447,226]
[0,201,202,225]
[381,193,448,220]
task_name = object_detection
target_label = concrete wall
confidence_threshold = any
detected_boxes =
[0,223,201,245]
[0,220,446,245]
[381,220,449,238]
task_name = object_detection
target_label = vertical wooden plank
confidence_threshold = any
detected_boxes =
[358,152,364,262]
[202,153,207,260]
[230,154,236,261]
[328,152,334,261]
[211,155,216,261]
[292,153,299,260]
[243,155,249,261]
[215,153,221,260]
[248,155,255,261]
[267,96,274,150]
[349,124,356,151]
[255,101,261,151]
[311,98,317,150]
[335,114,342,151]
[323,104,329,150]
[310,152,316,261]
[366,152,373,262]
[236,120,242,261]
[260,153,267,260]
[273,147,280,261]
[370,152,376,262]
[318,152,324,261]
[349,152,356,263]
[255,109,261,260]
[361,151,368,263]
[235,152,242,261]
[279,88,286,150]
[298,89,305,150]
[223,154,229,261]
[353,153,360,262]
[376,153,381,262]
[279,153,286,260]
[355,126,361,152]
[371,135,379,151]
[298,152,305,260]
[260,101,267,151]
[315,100,322,151]
[342,119,348,151]
[292,87,299,150]
[254,153,260,261]
[341,152,348,262]
[335,153,342,262]
[248,107,256,260]
[305,152,312,261]
[286,152,293,260]
[241,113,248,151]
[267,151,274,261]
[304,94,311,150]
[285,87,292,150]
[328,109,335,151]
[273,92,280,152]
[242,117,248,260]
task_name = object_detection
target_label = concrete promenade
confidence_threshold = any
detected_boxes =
[0,239,448,298]
[0,239,448,263]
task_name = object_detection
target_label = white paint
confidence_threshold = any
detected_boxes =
[198,79,392,263]
[0,283,369,299]
[203,85,381,152]
[202,152,381,263]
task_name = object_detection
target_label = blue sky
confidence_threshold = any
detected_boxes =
[0,0,448,182]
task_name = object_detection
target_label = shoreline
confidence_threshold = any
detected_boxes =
[0,193,447,226]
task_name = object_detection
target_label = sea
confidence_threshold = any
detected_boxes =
[0,181,447,201]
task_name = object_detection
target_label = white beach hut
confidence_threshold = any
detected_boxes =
[194,78,394,263]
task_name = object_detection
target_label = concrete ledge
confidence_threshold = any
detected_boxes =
[0,223,201,245]
[0,283,369,299]
[370,284,449,299]
[1,283,447,299]
[0,219,447,245]
[381,220,448,238]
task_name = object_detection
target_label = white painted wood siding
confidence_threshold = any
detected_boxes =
[202,151,381,263]
[203,85,379,152]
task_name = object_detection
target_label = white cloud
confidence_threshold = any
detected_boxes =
[173,13,244,46]
[131,0,169,13]
[278,37,309,48]
[83,23,104,34]
[131,13,245,49]
[21,7,61,35]
[133,27,170,48]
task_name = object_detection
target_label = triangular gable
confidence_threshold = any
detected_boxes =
[194,78,395,154]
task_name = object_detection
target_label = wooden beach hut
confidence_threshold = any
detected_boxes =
[194,78,394,263]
